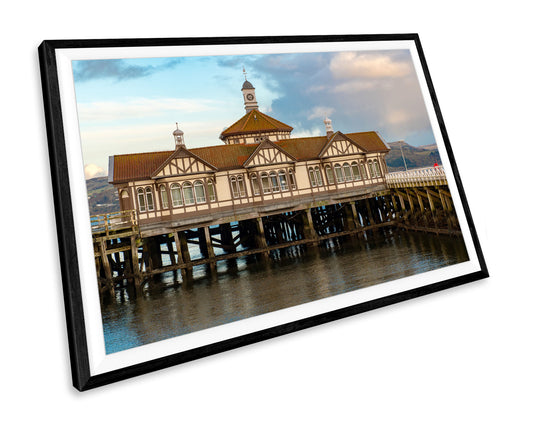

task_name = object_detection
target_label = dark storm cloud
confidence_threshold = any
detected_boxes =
[73,58,182,82]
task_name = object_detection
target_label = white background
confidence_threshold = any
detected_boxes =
[2,1,531,425]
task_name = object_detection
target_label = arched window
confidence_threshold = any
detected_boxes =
[270,171,280,193]
[374,160,382,177]
[288,169,296,190]
[207,179,216,202]
[194,181,206,203]
[309,167,317,187]
[360,162,368,179]
[250,173,260,195]
[314,166,323,186]
[343,163,353,182]
[170,183,183,207]
[137,188,146,212]
[334,164,344,183]
[230,175,246,198]
[237,175,246,197]
[183,182,195,205]
[351,162,361,181]
[278,170,288,191]
[325,165,335,185]
[261,172,271,194]
[368,161,376,178]
[145,187,154,211]
[160,185,168,209]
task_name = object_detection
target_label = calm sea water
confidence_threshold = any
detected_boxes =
[100,229,468,354]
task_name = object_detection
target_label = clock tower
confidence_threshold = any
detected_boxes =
[241,68,259,113]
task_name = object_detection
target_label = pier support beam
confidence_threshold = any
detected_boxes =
[302,208,318,245]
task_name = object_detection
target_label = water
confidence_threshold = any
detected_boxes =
[100,229,468,354]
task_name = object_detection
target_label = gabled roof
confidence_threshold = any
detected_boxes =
[109,131,389,183]
[243,139,297,167]
[220,110,293,139]
[318,131,368,158]
[150,145,218,178]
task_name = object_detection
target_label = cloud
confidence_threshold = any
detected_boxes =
[77,97,221,122]
[307,106,335,120]
[73,58,181,82]
[330,52,411,79]
[84,164,105,179]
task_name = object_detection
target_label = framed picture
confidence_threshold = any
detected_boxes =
[39,34,488,391]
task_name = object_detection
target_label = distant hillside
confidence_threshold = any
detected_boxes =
[385,141,441,172]
[86,176,119,216]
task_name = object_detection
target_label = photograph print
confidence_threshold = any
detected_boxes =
[40,34,487,390]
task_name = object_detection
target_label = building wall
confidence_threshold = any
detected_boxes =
[116,151,388,226]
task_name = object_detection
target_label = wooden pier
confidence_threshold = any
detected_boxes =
[91,169,461,295]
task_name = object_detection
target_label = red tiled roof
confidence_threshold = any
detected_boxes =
[220,110,293,138]
[110,131,389,183]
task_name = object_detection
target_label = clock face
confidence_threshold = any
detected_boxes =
[246,94,254,101]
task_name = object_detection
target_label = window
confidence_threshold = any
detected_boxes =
[261,172,271,193]
[160,185,169,209]
[230,175,246,198]
[137,188,146,212]
[194,181,206,203]
[145,187,154,211]
[251,173,260,195]
[288,169,296,190]
[309,167,317,187]
[351,162,361,181]
[237,175,246,197]
[314,166,323,186]
[334,164,344,183]
[207,179,216,202]
[374,160,382,177]
[325,165,335,185]
[343,163,353,182]
[171,183,183,207]
[270,171,280,192]
[183,182,195,205]
[278,170,288,191]
[368,161,376,178]
[360,162,368,179]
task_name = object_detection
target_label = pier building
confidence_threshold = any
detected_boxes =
[95,76,459,294]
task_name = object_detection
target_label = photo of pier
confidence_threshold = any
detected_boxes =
[74,46,468,354]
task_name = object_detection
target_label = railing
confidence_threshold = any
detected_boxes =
[91,210,138,235]
[385,166,447,188]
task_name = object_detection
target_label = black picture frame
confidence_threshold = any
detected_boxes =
[39,33,488,391]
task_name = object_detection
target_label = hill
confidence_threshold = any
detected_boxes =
[86,176,120,216]
[385,141,441,172]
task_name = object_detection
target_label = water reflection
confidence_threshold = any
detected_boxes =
[101,229,468,354]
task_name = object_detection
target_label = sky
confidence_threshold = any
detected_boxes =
[72,49,436,179]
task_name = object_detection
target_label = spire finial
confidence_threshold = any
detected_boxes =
[243,66,247,81]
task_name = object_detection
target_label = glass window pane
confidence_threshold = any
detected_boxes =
[343,163,352,181]
[160,186,168,209]
[279,171,288,191]
[270,172,280,192]
[315,167,323,186]
[261,173,271,193]
[352,162,361,180]
[334,164,344,182]
[237,176,246,197]
[183,183,194,205]
[194,181,206,203]
[145,187,154,210]
[289,170,296,189]
[251,174,260,195]
[207,180,216,202]
[325,166,334,184]
[171,184,183,207]
[137,189,146,212]
[374,160,381,177]
[309,168,317,187]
